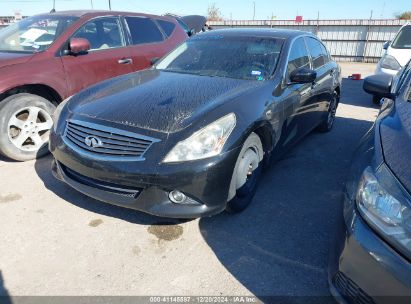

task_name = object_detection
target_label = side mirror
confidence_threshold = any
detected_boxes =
[383,40,391,50]
[289,68,317,84]
[363,74,394,99]
[68,38,90,55]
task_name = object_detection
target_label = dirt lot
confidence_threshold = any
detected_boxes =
[0,63,379,299]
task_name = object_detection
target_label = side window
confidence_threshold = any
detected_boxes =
[125,17,164,44]
[72,17,124,51]
[306,37,329,69]
[156,19,176,37]
[287,37,310,77]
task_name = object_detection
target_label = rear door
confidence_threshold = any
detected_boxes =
[61,16,133,95]
[305,37,334,125]
[123,16,170,72]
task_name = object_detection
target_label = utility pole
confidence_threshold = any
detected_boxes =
[90,0,94,9]
[50,0,56,13]
[108,0,112,11]
[253,1,255,20]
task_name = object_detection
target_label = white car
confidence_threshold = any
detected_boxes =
[373,22,411,103]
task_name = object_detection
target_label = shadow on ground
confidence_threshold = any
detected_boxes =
[0,271,11,304]
[340,78,381,109]
[34,156,186,226]
[199,115,373,300]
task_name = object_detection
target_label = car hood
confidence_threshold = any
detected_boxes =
[69,69,263,133]
[0,52,33,69]
[380,99,411,193]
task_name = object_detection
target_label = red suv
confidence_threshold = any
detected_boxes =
[0,10,187,161]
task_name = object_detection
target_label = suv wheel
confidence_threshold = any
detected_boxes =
[0,93,55,161]
[372,95,382,105]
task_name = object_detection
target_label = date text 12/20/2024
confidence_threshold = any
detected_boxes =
[149,297,258,303]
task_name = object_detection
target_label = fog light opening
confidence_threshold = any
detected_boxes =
[169,190,187,204]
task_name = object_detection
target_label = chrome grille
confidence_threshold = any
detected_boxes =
[64,120,159,160]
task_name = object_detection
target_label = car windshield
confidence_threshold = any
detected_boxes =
[0,15,78,53]
[392,25,411,49]
[155,35,284,80]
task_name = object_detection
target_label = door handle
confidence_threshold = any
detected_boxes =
[118,58,133,64]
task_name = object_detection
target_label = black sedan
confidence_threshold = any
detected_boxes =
[330,61,411,302]
[49,29,341,218]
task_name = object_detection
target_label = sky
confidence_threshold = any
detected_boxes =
[1,0,410,20]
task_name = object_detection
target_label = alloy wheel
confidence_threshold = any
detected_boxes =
[327,95,338,129]
[7,106,53,152]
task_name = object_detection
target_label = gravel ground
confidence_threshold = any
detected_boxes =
[0,63,379,301]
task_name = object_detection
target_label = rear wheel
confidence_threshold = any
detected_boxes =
[226,133,263,213]
[0,93,55,161]
[317,92,338,133]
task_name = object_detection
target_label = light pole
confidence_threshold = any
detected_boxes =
[253,1,255,20]
[108,0,112,10]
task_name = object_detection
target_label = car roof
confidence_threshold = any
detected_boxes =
[199,28,314,40]
[36,10,170,19]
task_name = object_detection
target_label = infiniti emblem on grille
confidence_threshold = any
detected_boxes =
[84,136,103,148]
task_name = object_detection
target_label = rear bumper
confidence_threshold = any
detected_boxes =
[329,193,411,304]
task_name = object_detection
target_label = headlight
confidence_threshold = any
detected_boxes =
[53,96,72,131]
[380,54,401,70]
[356,166,411,258]
[163,113,236,162]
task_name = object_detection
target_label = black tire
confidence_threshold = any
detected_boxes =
[226,132,263,213]
[372,95,382,105]
[317,91,338,133]
[0,93,56,161]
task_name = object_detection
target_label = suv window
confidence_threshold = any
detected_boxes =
[125,17,164,44]
[392,25,411,49]
[305,37,330,69]
[287,37,310,77]
[73,17,124,50]
[156,19,176,37]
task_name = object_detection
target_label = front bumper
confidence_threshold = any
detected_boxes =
[329,193,411,304]
[50,129,241,218]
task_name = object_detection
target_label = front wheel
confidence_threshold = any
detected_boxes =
[226,133,263,213]
[0,93,55,161]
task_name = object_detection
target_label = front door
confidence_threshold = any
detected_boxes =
[281,37,316,148]
[61,16,133,96]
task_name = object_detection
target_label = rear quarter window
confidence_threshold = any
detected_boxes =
[125,17,164,44]
[156,19,176,37]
